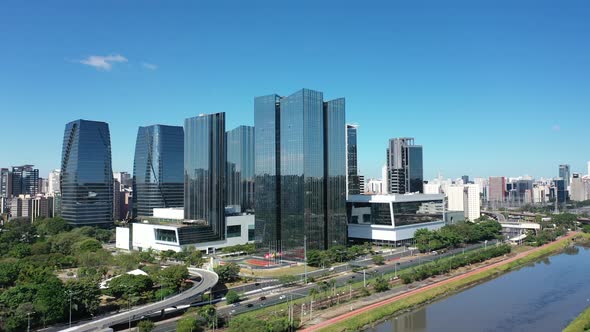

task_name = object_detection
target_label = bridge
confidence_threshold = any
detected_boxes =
[61,268,218,332]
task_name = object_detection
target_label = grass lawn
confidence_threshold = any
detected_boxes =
[241,264,318,278]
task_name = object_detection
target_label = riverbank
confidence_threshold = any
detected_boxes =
[564,305,590,332]
[305,232,578,332]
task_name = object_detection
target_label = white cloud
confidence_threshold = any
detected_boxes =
[142,62,158,70]
[552,124,561,132]
[79,54,128,70]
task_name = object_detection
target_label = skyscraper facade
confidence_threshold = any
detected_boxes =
[488,176,506,203]
[132,125,184,218]
[346,124,361,196]
[11,165,39,196]
[386,138,423,194]
[0,168,11,198]
[226,125,255,213]
[60,120,114,226]
[255,89,347,255]
[559,164,571,188]
[254,94,282,247]
[184,113,226,242]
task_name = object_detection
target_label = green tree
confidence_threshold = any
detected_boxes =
[372,277,389,292]
[225,290,240,304]
[34,278,66,325]
[157,265,189,290]
[372,255,385,265]
[176,315,201,332]
[214,263,240,283]
[197,305,217,328]
[66,279,101,317]
[137,320,156,332]
[0,260,20,288]
[35,217,69,236]
[107,274,154,298]
[74,238,102,253]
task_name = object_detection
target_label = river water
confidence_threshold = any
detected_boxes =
[366,245,590,332]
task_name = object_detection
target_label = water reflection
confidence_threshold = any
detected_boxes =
[367,246,590,332]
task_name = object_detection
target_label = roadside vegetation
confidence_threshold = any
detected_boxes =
[413,219,502,253]
[0,217,200,331]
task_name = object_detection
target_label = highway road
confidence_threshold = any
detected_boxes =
[151,240,497,332]
[60,268,218,332]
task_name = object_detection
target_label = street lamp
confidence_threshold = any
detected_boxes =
[67,290,73,327]
[27,312,34,332]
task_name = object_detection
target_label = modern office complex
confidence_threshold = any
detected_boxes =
[254,89,347,256]
[132,125,184,218]
[226,125,255,213]
[60,119,114,226]
[0,168,11,198]
[184,113,226,242]
[559,164,571,188]
[346,124,361,196]
[487,176,506,203]
[347,194,445,245]
[11,165,39,196]
[386,138,423,194]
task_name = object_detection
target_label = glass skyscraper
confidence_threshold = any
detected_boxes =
[559,164,571,188]
[184,113,226,242]
[386,138,423,194]
[254,94,282,247]
[255,89,347,256]
[346,124,361,195]
[11,165,39,196]
[60,120,113,226]
[132,125,184,218]
[226,125,254,213]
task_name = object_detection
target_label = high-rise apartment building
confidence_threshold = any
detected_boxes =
[446,185,464,212]
[254,89,347,254]
[60,120,114,226]
[386,138,423,194]
[132,125,184,217]
[463,184,481,221]
[346,124,361,196]
[487,176,506,203]
[48,169,61,194]
[11,165,39,196]
[570,174,588,202]
[226,125,255,213]
[559,164,571,188]
[0,168,11,198]
[184,113,226,242]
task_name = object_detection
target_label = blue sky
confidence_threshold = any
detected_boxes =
[1,0,589,180]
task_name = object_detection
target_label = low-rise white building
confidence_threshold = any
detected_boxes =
[116,212,255,253]
[347,194,445,246]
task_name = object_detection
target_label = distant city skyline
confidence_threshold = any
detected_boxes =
[1,1,589,179]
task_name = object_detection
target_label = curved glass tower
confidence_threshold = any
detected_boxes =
[60,119,113,226]
[132,125,184,218]
[184,113,226,242]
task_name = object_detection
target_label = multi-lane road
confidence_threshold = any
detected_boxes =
[60,268,218,332]
[151,240,497,332]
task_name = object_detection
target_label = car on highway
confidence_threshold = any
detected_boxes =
[259,296,267,301]
[279,295,286,300]
[246,303,253,308]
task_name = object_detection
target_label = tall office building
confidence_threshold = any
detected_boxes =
[254,89,347,254]
[0,168,11,198]
[559,164,571,188]
[570,174,588,202]
[346,124,361,196]
[184,113,226,242]
[60,120,114,226]
[226,125,255,213]
[48,169,61,194]
[132,125,184,217]
[488,176,506,203]
[461,175,470,185]
[386,138,423,194]
[11,165,39,196]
